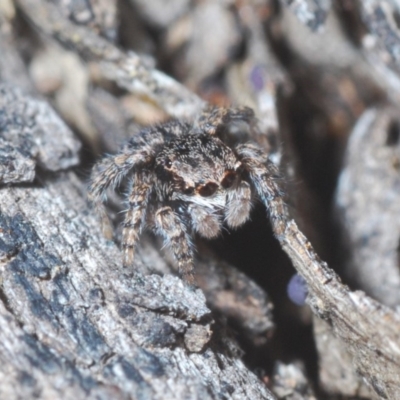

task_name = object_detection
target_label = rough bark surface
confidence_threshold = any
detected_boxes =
[281,0,331,31]
[0,170,275,400]
[2,0,400,399]
[0,84,81,183]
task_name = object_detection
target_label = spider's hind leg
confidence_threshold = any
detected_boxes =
[196,106,257,143]
[196,106,255,133]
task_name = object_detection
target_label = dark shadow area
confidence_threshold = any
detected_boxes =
[210,203,319,383]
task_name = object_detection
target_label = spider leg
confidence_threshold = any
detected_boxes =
[122,173,152,267]
[154,207,195,284]
[88,154,129,238]
[236,143,288,239]
[225,181,252,228]
[196,106,256,135]
[88,127,163,236]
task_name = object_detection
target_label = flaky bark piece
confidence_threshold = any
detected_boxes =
[0,83,81,183]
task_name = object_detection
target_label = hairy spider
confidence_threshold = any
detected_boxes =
[88,107,288,284]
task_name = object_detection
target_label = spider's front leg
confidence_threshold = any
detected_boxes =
[122,173,152,267]
[154,206,195,284]
[88,126,164,236]
[236,143,288,239]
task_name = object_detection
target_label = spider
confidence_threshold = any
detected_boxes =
[88,106,288,284]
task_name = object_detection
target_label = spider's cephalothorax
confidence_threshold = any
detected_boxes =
[88,107,288,284]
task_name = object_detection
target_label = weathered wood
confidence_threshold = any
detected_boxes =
[282,220,400,398]
[3,0,400,398]
[0,83,81,183]
[0,169,275,399]
[280,0,331,31]
[0,59,276,398]
[313,317,373,398]
[271,361,316,400]
[16,0,205,120]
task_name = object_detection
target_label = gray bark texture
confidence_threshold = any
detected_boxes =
[2,0,400,399]
[0,87,275,399]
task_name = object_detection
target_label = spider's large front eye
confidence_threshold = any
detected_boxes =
[198,182,218,197]
[221,170,236,189]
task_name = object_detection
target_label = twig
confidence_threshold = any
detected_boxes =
[16,0,205,119]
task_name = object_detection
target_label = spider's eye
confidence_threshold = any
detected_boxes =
[183,186,194,195]
[164,158,172,168]
[198,182,218,197]
[221,171,236,189]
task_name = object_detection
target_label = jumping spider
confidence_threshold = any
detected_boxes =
[88,107,288,284]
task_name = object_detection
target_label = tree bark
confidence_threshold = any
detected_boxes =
[0,82,275,398]
[2,0,400,398]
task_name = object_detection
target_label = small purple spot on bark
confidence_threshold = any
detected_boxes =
[287,273,308,306]
[249,65,265,92]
